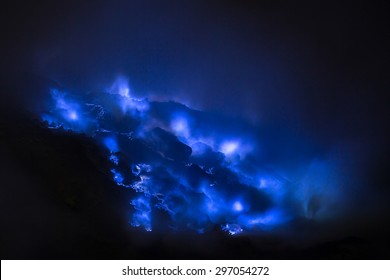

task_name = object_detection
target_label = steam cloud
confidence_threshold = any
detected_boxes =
[41,77,349,235]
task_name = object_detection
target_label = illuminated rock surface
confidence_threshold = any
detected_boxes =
[1,100,389,259]
[34,83,350,235]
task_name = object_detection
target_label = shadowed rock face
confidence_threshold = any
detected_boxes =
[0,122,379,259]
[147,127,192,161]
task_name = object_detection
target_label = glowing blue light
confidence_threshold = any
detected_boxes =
[131,175,151,193]
[258,177,282,191]
[130,195,152,231]
[120,87,130,98]
[50,89,81,122]
[111,169,124,185]
[170,116,190,138]
[131,164,141,176]
[220,141,239,155]
[40,77,342,236]
[222,224,243,235]
[110,76,131,98]
[139,163,152,172]
[259,178,268,189]
[103,137,119,153]
[248,214,274,225]
[233,201,244,212]
[68,111,78,121]
[109,154,119,165]
[238,209,288,229]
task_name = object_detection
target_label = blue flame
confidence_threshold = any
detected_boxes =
[232,201,244,212]
[111,169,124,185]
[109,154,119,165]
[110,76,131,98]
[170,115,191,139]
[130,195,152,231]
[39,77,346,235]
[220,141,239,155]
[222,224,243,235]
[103,137,119,153]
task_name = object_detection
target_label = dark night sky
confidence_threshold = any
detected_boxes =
[0,0,389,258]
[1,1,388,137]
[2,0,389,189]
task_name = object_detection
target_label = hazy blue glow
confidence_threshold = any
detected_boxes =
[111,169,124,185]
[40,77,344,235]
[170,115,190,138]
[103,137,119,153]
[130,195,152,231]
[109,154,119,165]
[220,141,239,155]
[68,111,78,120]
[233,201,244,212]
[110,76,131,98]
[222,224,243,235]
[238,208,288,229]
